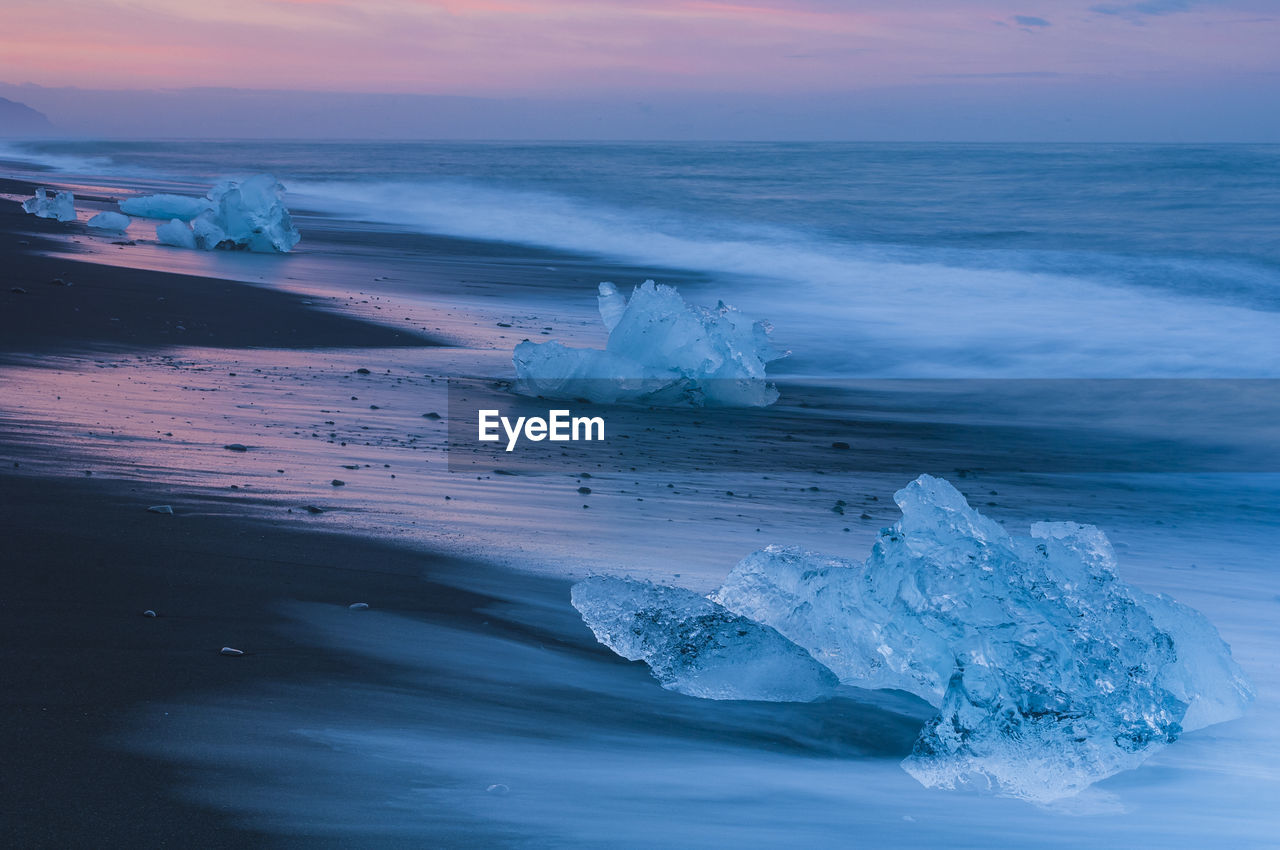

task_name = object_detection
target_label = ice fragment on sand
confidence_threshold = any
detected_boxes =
[570,576,837,701]
[147,175,300,253]
[574,475,1252,802]
[156,219,196,249]
[514,281,785,407]
[22,188,75,222]
[120,193,212,221]
[348,602,370,610]
[146,505,174,515]
[220,647,244,656]
[709,475,1253,802]
[87,211,130,232]
[142,609,157,618]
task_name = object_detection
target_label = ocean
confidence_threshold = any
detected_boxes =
[4,139,1279,377]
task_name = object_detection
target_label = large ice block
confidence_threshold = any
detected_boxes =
[571,576,838,701]
[21,188,75,222]
[711,475,1254,801]
[514,281,785,407]
[147,175,300,253]
[573,475,1253,802]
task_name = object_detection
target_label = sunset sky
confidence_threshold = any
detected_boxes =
[2,0,1277,139]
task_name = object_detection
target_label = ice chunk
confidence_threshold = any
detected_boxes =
[156,218,196,249]
[514,280,785,407]
[87,211,130,232]
[119,193,211,221]
[710,475,1253,801]
[21,188,75,222]
[571,576,838,701]
[198,174,300,253]
[143,175,300,253]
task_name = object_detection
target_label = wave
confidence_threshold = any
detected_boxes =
[0,140,120,177]
[291,179,1280,378]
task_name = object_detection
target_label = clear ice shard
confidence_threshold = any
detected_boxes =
[21,188,75,222]
[571,576,838,701]
[147,175,300,253]
[573,474,1253,802]
[513,280,785,407]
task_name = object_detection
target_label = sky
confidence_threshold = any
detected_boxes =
[1,0,1278,140]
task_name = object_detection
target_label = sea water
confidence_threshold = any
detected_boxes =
[4,139,1278,377]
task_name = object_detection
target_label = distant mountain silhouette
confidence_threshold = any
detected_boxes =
[0,97,55,136]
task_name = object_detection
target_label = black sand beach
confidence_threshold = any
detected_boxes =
[3,172,1277,848]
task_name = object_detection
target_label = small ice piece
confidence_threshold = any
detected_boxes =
[142,609,157,618]
[219,647,244,656]
[119,193,211,221]
[709,475,1253,802]
[570,576,837,701]
[513,280,786,407]
[485,784,510,795]
[146,505,174,515]
[87,211,131,232]
[21,188,76,222]
[156,219,196,249]
[348,602,370,610]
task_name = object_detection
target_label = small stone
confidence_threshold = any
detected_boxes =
[10,287,26,294]
[331,479,346,487]
[303,505,325,514]
[578,486,592,494]
[422,412,442,420]
[831,441,851,450]
[348,602,370,610]
[224,443,248,452]
[355,368,371,375]
[48,277,68,286]
[147,505,174,515]
[219,647,244,656]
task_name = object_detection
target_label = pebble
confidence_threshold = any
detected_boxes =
[224,443,248,452]
[348,602,370,610]
[331,479,346,486]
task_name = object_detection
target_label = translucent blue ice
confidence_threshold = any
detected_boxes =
[147,175,300,253]
[22,188,75,222]
[119,193,211,221]
[574,475,1253,801]
[571,576,838,701]
[87,211,130,232]
[514,280,785,407]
